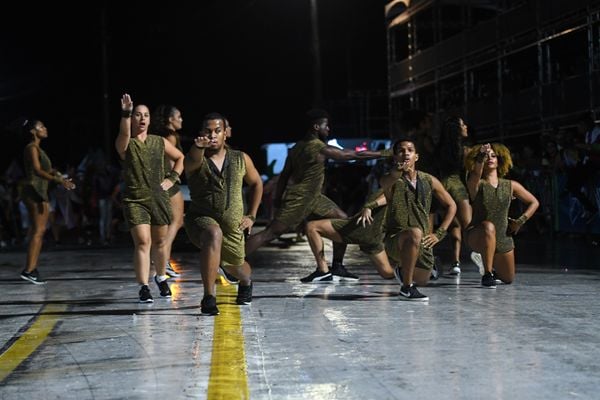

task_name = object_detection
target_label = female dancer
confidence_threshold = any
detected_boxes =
[151,104,185,278]
[20,119,76,284]
[465,143,539,287]
[115,94,184,302]
[436,116,471,275]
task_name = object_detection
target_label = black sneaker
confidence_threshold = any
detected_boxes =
[399,284,429,301]
[165,262,181,278]
[492,270,503,285]
[331,263,359,282]
[201,295,219,315]
[218,267,239,285]
[20,269,46,285]
[300,269,333,283]
[139,285,154,303]
[481,272,497,288]
[154,275,172,297]
[236,282,253,305]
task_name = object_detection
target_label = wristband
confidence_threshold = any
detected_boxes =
[121,110,132,118]
[166,170,181,184]
[515,214,528,226]
[364,200,378,210]
[434,227,447,241]
[245,215,256,222]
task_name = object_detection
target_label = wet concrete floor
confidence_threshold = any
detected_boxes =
[0,232,599,399]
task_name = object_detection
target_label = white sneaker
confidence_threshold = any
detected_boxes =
[449,262,461,275]
[470,252,484,276]
[165,262,181,278]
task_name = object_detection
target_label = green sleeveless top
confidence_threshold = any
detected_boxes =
[122,134,167,202]
[24,143,53,201]
[386,171,433,236]
[187,149,246,232]
[285,133,326,194]
[470,178,514,253]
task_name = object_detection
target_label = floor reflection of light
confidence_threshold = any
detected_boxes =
[169,282,180,300]
[302,383,341,398]
[323,308,356,335]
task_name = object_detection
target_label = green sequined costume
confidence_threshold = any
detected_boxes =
[330,192,386,255]
[275,133,339,229]
[469,179,514,254]
[122,134,172,226]
[21,143,52,203]
[184,149,247,267]
[441,174,469,203]
[384,171,435,270]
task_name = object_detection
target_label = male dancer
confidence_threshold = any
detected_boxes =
[245,108,392,280]
[184,113,263,315]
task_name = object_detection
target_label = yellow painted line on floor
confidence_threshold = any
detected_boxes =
[0,303,66,382]
[207,284,249,400]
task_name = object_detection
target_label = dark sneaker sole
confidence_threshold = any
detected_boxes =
[20,275,46,285]
[236,300,252,305]
[139,298,154,303]
[201,309,220,316]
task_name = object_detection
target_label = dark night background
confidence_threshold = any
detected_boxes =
[0,1,388,175]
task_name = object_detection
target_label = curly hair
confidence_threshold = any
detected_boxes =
[464,142,513,178]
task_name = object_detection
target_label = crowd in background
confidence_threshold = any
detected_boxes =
[1,111,599,252]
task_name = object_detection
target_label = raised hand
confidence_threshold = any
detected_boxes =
[121,93,133,112]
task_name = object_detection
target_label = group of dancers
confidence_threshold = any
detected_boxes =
[18,94,539,314]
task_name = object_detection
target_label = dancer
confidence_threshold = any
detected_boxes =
[20,119,76,284]
[364,138,456,300]
[436,116,472,275]
[245,108,391,281]
[184,112,262,315]
[301,191,395,283]
[151,104,185,278]
[464,143,539,288]
[115,94,184,303]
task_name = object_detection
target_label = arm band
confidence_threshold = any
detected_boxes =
[245,215,256,222]
[515,214,528,226]
[364,200,378,210]
[166,170,181,184]
[434,227,447,241]
[121,110,132,118]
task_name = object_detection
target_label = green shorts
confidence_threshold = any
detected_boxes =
[123,195,172,227]
[275,190,339,229]
[330,207,386,255]
[184,214,245,267]
[384,230,434,271]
